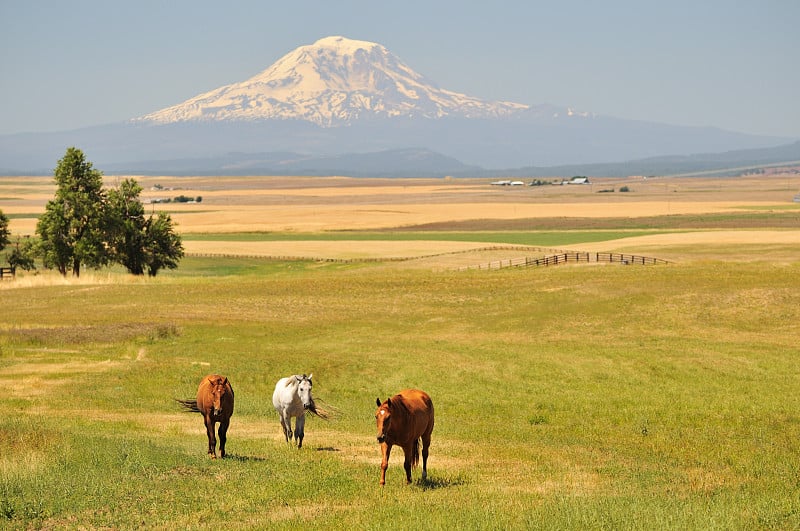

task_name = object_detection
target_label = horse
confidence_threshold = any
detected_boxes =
[176,374,234,458]
[272,374,323,448]
[374,389,434,485]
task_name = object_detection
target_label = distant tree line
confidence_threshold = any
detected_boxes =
[151,195,202,204]
[0,147,183,277]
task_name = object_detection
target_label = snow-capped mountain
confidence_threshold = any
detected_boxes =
[135,36,529,126]
[1,35,792,174]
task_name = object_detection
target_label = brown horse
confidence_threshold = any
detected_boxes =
[374,389,434,485]
[176,374,234,458]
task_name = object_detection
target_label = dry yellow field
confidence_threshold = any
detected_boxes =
[2,174,799,263]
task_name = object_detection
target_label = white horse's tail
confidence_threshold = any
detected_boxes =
[411,437,420,468]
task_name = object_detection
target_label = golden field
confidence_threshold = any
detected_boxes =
[2,173,799,264]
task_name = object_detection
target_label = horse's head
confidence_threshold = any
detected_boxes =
[295,374,316,413]
[209,376,229,417]
[375,397,392,443]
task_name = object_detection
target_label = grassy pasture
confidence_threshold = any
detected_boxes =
[3,260,800,528]
[1,174,800,529]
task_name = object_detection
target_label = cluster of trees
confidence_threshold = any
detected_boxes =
[0,147,183,277]
[152,195,202,204]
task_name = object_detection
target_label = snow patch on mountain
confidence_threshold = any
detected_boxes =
[135,36,530,127]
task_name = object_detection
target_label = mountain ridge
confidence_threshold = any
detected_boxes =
[84,141,800,179]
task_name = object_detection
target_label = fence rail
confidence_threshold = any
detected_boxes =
[0,267,15,280]
[460,252,668,271]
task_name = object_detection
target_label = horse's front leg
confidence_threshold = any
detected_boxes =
[379,442,392,486]
[295,413,305,449]
[204,415,217,458]
[218,417,230,458]
[279,411,292,442]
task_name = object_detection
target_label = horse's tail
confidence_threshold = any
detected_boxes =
[174,398,200,413]
[411,437,420,468]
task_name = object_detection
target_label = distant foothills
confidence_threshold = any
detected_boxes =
[2,36,798,177]
[92,142,800,179]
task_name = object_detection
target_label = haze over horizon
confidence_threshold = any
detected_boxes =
[1,1,798,140]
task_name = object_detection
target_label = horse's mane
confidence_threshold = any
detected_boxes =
[283,374,333,420]
[283,374,310,387]
[389,394,412,417]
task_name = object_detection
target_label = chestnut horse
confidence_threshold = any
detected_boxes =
[176,374,234,458]
[374,389,434,485]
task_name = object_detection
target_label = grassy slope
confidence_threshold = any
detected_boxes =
[2,256,800,528]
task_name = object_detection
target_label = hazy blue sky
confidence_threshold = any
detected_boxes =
[1,0,798,139]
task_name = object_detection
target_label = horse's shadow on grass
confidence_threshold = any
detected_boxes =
[415,475,467,491]
[223,454,268,463]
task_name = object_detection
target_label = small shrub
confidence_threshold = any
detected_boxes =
[528,414,548,425]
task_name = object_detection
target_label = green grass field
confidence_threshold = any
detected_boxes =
[2,234,800,528]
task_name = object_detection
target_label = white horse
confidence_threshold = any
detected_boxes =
[272,374,318,448]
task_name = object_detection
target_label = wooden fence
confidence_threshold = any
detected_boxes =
[595,253,669,266]
[0,267,15,280]
[460,252,668,271]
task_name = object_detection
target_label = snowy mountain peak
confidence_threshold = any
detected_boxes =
[135,36,529,127]
[311,35,381,54]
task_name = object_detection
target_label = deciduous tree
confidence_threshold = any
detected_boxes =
[144,212,184,276]
[106,178,184,276]
[106,178,148,275]
[6,236,37,272]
